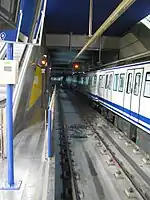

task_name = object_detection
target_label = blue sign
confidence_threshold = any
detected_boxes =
[0,30,17,42]
[0,32,6,40]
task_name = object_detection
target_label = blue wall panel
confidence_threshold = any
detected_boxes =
[20,0,36,37]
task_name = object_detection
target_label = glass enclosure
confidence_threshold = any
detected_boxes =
[0,0,20,29]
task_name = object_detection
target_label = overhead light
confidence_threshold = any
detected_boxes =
[41,60,46,65]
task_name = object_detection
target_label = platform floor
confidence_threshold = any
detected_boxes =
[0,108,55,200]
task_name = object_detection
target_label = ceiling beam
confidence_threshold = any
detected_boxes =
[46,34,120,50]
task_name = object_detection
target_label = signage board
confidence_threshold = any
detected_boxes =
[0,60,18,84]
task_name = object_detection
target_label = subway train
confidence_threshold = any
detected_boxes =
[67,61,150,154]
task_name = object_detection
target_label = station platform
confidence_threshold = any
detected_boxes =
[0,107,55,200]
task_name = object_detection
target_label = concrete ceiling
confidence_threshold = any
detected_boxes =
[46,0,150,36]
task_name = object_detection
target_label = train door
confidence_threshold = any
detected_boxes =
[107,72,113,101]
[104,72,113,101]
[104,73,109,100]
[124,69,134,117]
[124,68,143,121]
[130,68,144,122]
[93,74,97,96]
[98,74,105,99]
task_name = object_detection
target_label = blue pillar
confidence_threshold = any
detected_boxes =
[48,108,52,157]
[6,43,14,186]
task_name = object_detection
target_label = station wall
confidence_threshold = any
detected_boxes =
[119,33,147,59]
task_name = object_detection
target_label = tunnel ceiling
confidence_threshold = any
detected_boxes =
[46,0,150,75]
[46,0,150,36]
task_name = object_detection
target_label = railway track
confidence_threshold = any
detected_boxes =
[67,90,150,200]
[86,119,150,200]
[58,91,80,200]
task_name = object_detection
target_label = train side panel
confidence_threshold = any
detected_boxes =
[138,64,150,130]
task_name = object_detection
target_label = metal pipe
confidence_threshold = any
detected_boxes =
[99,50,150,67]
[69,32,72,62]
[89,0,93,36]
[98,37,102,64]
[73,0,136,62]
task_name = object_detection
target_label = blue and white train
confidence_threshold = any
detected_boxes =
[67,61,150,154]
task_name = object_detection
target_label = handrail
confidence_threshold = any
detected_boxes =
[46,85,56,157]
[49,86,56,110]
[0,43,7,59]
[0,44,29,107]
[0,43,6,54]
[18,45,28,67]
[13,45,33,121]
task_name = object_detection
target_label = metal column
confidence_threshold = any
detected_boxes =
[6,43,14,186]
[0,44,22,190]
[89,0,93,36]
[99,37,102,64]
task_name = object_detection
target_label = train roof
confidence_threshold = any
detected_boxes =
[71,60,150,77]
[85,60,150,75]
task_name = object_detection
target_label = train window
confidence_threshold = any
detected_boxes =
[144,72,150,98]
[86,77,89,85]
[89,77,92,85]
[113,74,119,91]
[85,77,87,85]
[99,75,104,88]
[84,77,86,85]
[108,74,113,90]
[126,73,132,94]
[77,78,80,84]
[81,77,84,85]
[105,75,109,89]
[99,75,102,86]
[88,77,90,85]
[83,77,86,85]
[133,73,141,96]
[118,73,125,92]
[94,75,97,86]
[101,75,105,88]
[91,77,94,86]
[92,76,95,86]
